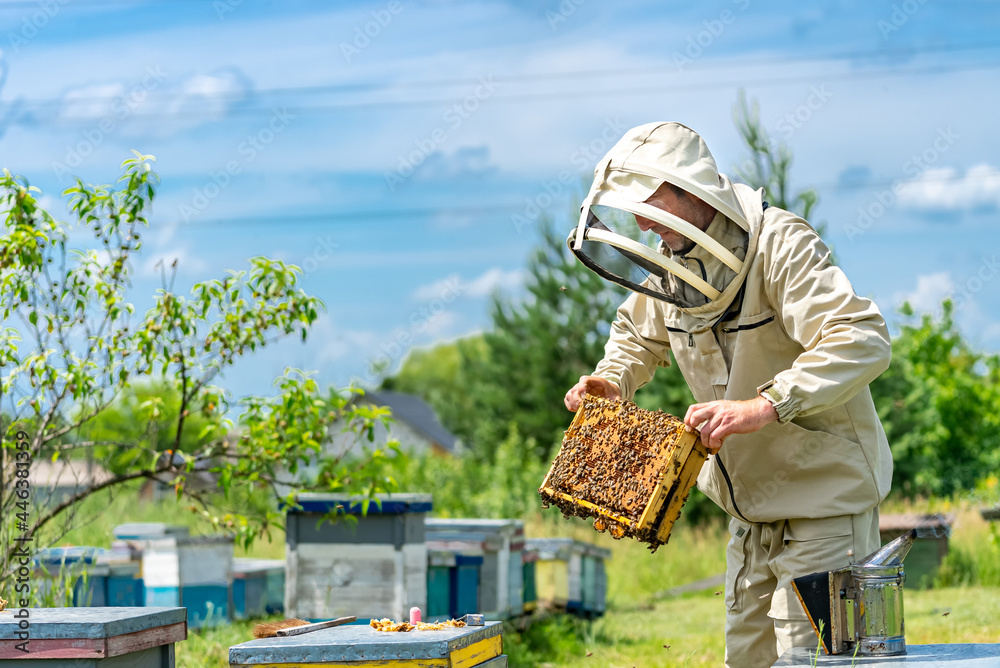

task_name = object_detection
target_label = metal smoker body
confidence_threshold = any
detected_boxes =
[791,528,916,656]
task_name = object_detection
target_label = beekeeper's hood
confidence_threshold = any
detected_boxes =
[569,122,762,322]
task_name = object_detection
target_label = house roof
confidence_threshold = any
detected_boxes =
[28,459,112,488]
[362,390,460,453]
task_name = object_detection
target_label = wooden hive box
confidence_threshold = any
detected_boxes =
[523,538,611,618]
[539,395,709,550]
[284,493,431,623]
[0,607,186,667]
[424,520,523,621]
[878,513,954,589]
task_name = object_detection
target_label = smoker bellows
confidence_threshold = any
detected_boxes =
[538,395,708,550]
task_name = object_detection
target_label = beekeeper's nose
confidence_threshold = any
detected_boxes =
[635,216,655,232]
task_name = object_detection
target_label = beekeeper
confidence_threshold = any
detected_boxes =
[562,122,893,667]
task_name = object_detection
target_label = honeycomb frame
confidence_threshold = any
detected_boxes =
[538,395,709,551]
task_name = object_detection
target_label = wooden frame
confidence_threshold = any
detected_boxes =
[538,396,708,549]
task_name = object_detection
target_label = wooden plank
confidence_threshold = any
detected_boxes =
[0,637,105,659]
[452,634,502,668]
[105,620,187,657]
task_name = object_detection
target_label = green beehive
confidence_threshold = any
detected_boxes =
[427,550,456,619]
[878,513,953,589]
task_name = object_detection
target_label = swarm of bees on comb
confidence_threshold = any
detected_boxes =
[539,395,709,551]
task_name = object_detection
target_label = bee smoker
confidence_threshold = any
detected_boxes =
[791,528,916,657]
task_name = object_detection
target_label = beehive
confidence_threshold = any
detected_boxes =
[284,493,431,623]
[228,619,505,667]
[522,538,611,617]
[424,519,523,620]
[538,395,709,550]
[0,607,186,666]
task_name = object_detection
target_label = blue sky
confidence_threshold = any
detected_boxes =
[2,0,999,400]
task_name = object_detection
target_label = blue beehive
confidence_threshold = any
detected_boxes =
[112,524,233,628]
[424,519,523,620]
[285,493,431,622]
[232,559,272,620]
[262,560,285,614]
[32,547,108,607]
[426,550,455,619]
[103,561,142,607]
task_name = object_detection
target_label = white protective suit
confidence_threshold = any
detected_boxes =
[570,122,893,666]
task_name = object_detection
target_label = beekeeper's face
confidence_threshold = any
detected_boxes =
[635,183,716,254]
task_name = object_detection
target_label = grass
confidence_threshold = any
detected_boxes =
[18,486,1000,667]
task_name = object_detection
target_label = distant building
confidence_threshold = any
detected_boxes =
[328,390,461,458]
[28,458,112,505]
[275,391,460,495]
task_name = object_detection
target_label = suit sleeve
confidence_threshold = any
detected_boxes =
[593,291,672,401]
[756,218,891,423]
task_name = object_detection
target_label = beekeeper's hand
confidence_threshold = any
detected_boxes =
[564,376,621,412]
[684,397,778,453]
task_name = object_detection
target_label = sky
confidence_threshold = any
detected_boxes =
[2,0,999,401]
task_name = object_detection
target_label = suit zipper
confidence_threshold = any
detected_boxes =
[665,326,696,347]
[721,316,775,334]
[715,456,750,522]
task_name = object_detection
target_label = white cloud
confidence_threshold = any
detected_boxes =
[411,267,521,301]
[465,267,522,297]
[60,83,126,119]
[412,274,463,301]
[894,271,954,312]
[422,309,461,337]
[898,163,1000,211]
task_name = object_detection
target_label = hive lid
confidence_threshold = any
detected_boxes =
[0,607,186,640]
[425,519,523,533]
[289,493,433,515]
[33,546,106,566]
[228,621,502,665]
[113,523,190,539]
[232,558,285,573]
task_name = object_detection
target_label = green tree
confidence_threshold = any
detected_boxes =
[871,301,1000,496]
[0,154,396,591]
[76,381,214,476]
